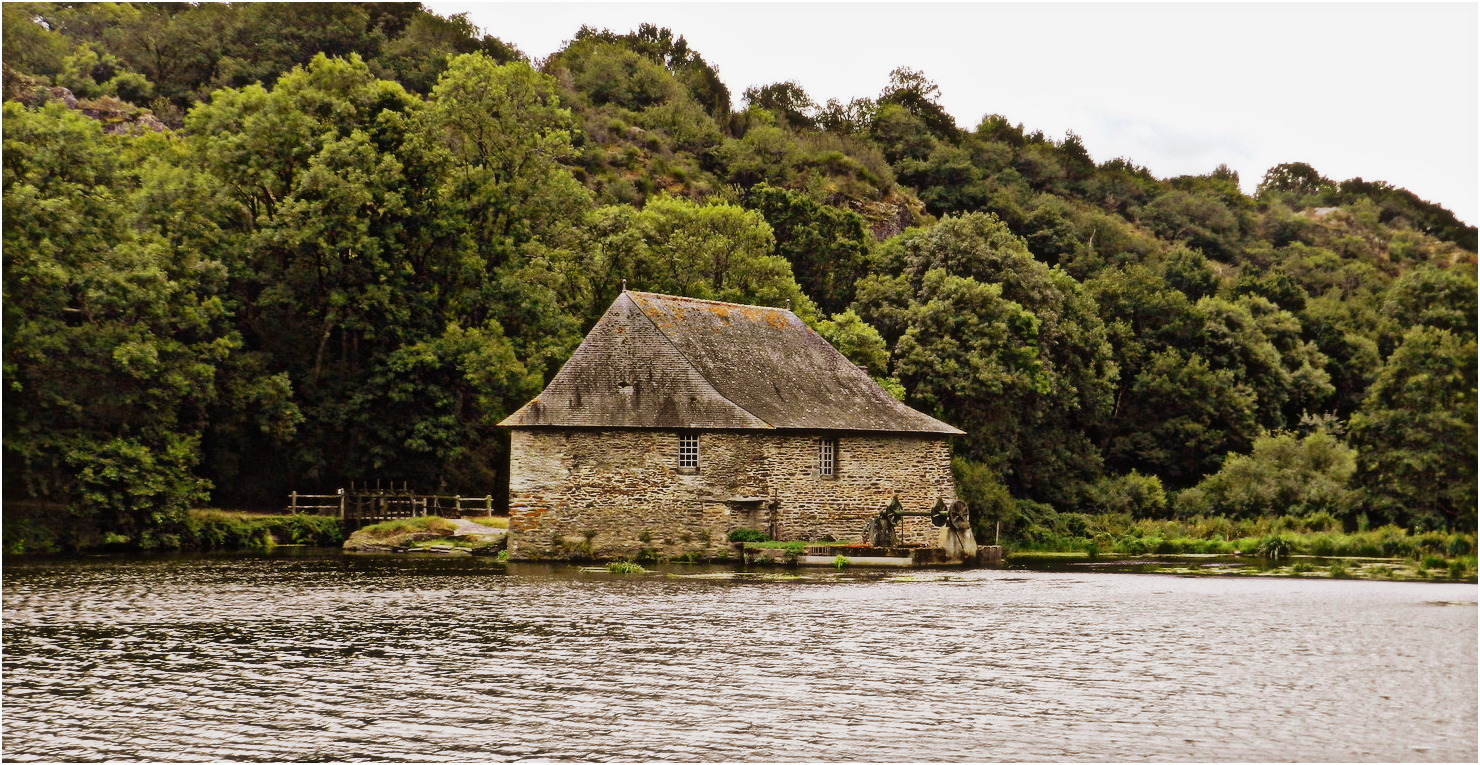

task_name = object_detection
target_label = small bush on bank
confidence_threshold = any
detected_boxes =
[728,528,770,543]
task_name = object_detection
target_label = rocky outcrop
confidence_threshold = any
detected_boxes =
[5,72,167,135]
[343,518,508,554]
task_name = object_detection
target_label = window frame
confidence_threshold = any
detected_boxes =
[818,436,838,478]
[677,432,700,473]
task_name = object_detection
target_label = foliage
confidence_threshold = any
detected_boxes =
[2,6,1475,546]
[185,509,344,550]
[742,183,872,314]
[1083,471,1168,517]
[1350,326,1477,530]
[2,101,243,540]
[727,528,770,543]
[857,213,1115,505]
[1175,430,1359,520]
[588,195,814,317]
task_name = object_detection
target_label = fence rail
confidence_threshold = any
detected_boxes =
[288,486,495,525]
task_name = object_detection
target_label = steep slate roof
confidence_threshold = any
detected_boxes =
[499,291,963,435]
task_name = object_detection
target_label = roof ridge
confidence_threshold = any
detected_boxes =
[623,293,776,429]
[626,290,793,313]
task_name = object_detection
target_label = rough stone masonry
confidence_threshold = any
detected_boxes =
[500,291,965,561]
[508,429,954,559]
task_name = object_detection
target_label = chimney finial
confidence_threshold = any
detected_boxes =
[622,279,628,292]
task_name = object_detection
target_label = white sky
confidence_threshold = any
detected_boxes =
[423,1,1479,226]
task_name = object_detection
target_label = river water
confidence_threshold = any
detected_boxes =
[3,552,1475,762]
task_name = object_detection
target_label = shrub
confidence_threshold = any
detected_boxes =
[1257,535,1296,560]
[728,528,770,543]
[1175,431,1358,520]
[185,510,344,550]
[1084,470,1168,517]
[607,561,648,574]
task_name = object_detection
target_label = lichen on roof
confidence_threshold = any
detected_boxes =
[499,291,964,435]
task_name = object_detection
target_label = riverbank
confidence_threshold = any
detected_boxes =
[6,507,1476,584]
[1007,550,1478,583]
[2,506,343,554]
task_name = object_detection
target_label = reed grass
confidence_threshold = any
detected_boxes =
[1004,511,1477,573]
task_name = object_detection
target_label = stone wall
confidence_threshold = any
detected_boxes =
[507,429,955,560]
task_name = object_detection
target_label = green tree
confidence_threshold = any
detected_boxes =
[1107,349,1260,487]
[856,213,1116,506]
[569,24,730,121]
[876,67,958,141]
[1349,326,1477,529]
[2,101,249,542]
[1175,430,1359,520]
[589,195,813,317]
[1083,470,1168,517]
[1136,190,1241,260]
[743,80,816,130]
[2,4,72,89]
[742,184,872,314]
[1256,162,1334,197]
[374,12,522,94]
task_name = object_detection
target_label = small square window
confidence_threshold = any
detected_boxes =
[819,437,837,477]
[678,433,699,470]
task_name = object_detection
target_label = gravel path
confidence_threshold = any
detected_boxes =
[446,518,507,536]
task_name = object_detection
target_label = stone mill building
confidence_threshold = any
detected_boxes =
[499,290,964,560]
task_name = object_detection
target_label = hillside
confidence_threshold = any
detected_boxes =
[3,2,1474,549]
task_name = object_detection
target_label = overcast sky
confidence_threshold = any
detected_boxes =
[423,1,1479,225]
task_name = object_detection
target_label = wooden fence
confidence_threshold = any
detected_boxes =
[288,482,495,525]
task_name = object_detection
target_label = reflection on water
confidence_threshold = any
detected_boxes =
[3,553,1476,762]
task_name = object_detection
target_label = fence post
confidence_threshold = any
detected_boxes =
[338,488,346,520]
[290,491,298,514]
[484,495,493,516]
[454,495,463,516]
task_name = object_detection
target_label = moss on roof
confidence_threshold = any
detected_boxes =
[500,291,963,435]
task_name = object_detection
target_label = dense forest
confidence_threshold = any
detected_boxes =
[4,2,1476,550]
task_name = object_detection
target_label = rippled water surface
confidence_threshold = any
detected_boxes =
[3,552,1476,762]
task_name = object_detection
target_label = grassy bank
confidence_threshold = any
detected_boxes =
[342,516,507,554]
[1001,512,1477,582]
[3,506,344,554]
